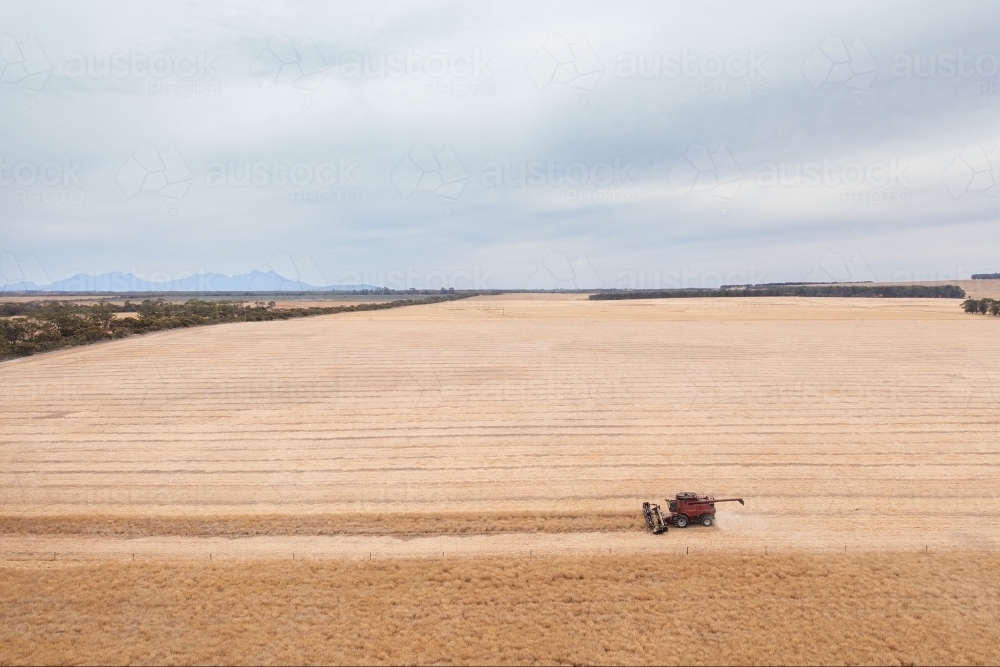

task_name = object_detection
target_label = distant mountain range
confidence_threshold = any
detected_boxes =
[0,270,378,292]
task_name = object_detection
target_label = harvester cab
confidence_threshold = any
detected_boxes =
[643,493,744,533]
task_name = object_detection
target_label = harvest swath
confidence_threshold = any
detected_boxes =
[1,294,999,663]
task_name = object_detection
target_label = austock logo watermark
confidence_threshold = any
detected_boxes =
[805,252,875,283]
[252,35,327,93]
[802,35,877,106]
[756,157,912,204]
[338,265,493,290]
[252,37,495,97]
[803,252,964,288]
[262,252,331,288]
[392,143,468,207]
[0,251,50,291]
[614,265,769,290]
[480,157,636,205]
[64,48,219,96]
[0,34,51,93]
[942,143,999,203]
[525,252,602,289]
[391,368,630,414]
[205,158,361,204]
[892,48,1000,95]
[116,144,193,209]
[527,34,602,103]
[338,48,494,96]
[667,147,912,208]
[1,157,85,205]
[889,266,967,283]
[616,48,769,97]
[667,143,743,212]
[754,379,912,410]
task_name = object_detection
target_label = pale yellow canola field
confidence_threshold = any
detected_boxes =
[1,295,998,559]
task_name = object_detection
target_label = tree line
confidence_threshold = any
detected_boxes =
[0,294,475,360]
[590,284,967,300]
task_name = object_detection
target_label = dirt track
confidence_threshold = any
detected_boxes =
[2,295,999,559]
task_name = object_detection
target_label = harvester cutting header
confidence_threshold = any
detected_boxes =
[643,492,744,534]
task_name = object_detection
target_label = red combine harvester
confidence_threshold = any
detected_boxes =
[643,492,744,534]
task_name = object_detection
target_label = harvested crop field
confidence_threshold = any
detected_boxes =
[1,294,999,663]
[2,295,999,556]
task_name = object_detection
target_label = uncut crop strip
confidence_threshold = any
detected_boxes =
[2,553,999,665]
[0,512,643,538]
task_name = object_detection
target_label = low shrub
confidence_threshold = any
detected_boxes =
[0,294,476,360]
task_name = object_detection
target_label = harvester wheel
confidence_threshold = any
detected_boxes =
[675,515,688,528]
[701,515,713,527]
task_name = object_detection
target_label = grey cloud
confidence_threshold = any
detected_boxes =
[1,0,998,289]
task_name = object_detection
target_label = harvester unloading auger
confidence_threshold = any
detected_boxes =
[643,492,744,534]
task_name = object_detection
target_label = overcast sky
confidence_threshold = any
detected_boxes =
[1,0,999,289]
